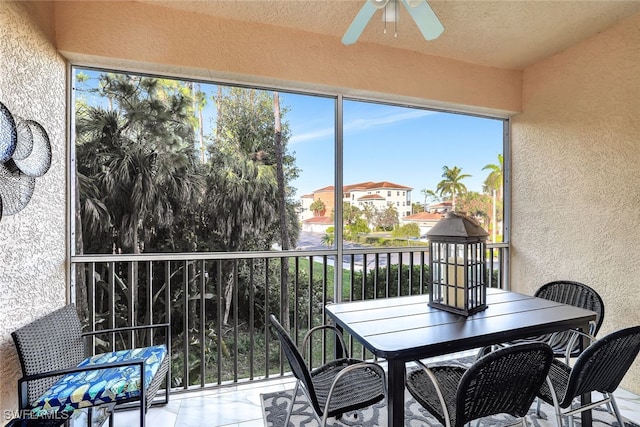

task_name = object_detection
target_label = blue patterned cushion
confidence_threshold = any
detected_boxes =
[29,345,167,417]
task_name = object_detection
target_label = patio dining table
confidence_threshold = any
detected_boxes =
[325,287,597,427]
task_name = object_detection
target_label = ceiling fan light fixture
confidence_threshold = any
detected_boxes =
[342,0,443,45]
[370,0,390,9]
[383,1,398,23]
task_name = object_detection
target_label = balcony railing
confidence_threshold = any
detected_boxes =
[70,243,508,393]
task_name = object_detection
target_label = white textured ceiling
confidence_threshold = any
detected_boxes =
[138,0,640,70]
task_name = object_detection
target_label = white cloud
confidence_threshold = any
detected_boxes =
[289,109,435,144]
[289,127,334,144]
[346,109,435,132]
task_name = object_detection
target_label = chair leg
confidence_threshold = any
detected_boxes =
[608,393,626,427]
[284,381,299,427]
[554,411,563,427]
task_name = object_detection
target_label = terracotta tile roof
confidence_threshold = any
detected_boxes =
[403,212,445,221]
[430,201,452,208]
[345,181,413,191]
[313,181,413,193]
[357,194,385,200]
[314,185,335,192]
[302,216,334,224]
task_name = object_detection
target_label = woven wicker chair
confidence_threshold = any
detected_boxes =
[269,314,387,426]
[534,280,605,359]
[11,304,170,427]
[406,342,554,427]
[478,280,605,362]
[537,325,640,427]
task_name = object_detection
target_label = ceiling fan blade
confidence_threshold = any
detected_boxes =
[401,0,444,41]
[342,1,378,45]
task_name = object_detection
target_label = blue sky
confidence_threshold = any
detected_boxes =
[281,92,504,202]
[75,68,504,204]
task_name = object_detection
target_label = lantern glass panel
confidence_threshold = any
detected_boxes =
[429,239,487,316]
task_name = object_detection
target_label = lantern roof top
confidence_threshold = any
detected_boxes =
[426,211,489,239]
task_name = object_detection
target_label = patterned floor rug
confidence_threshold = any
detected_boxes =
[262,386,638,427]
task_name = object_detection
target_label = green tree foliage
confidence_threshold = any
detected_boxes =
[309,198,326,215]
[421,188,439,208]
[343,201,361,226]
[350,264,428,300]
[436,166,470,210]
[482,154,504,242]
[75,74,201,254]
[321,232,335,247]
[345,218,370,239]
[482,154,503,199]
[375,205,399,231]
[411,202,425,214]
[392,223,420,244]
[76,79,301,255]
[75,73,306,386]
[361,203,376,228]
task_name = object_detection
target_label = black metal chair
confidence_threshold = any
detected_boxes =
[535,280,605,360]
[478,280,605,362]
[537,325,640,427]
[406,342,554,427]
[269,314,387,426]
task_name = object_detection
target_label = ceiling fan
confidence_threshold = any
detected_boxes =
[342,0,444,45]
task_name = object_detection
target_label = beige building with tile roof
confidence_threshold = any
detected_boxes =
[299,181,413,225]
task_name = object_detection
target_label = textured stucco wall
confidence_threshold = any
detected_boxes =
[0,1,67,422]
[52,1,521,117]
[511,13,640,393]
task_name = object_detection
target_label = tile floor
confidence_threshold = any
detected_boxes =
[113,353,640,427]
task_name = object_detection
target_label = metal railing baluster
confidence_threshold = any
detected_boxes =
[200,259,206,388]
[183,260,189,389]
[72,244,506,393]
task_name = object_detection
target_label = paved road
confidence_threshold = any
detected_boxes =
[295,231,365,252]
[295,231,424,270]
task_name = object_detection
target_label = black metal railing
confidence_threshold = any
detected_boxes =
[70,243,508,392]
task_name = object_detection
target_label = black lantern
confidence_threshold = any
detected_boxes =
[427,211,489,316]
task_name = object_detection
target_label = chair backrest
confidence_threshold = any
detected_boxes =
[536,280,605,333]
[535,280,605,353]
[11,304,85,406]
[456,342,554,426]
[269,314,322,415]
[562,325,640,406]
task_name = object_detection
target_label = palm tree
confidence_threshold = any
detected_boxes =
[482,154,503,199]
[362,203,376,229]
[205,87,299,325]
[78,75,200,254]
[309,199,326,216]
[273,91,291,329]
[76,75,202,334]
[483,154,503,242]
[321,232,335,247]
[436,166,471,210]
[421,188,439,211]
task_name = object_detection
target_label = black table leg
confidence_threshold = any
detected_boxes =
[334,324,344,359]
[579,322,593,427]
[581,392,593,427]
[387,359,406,427]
